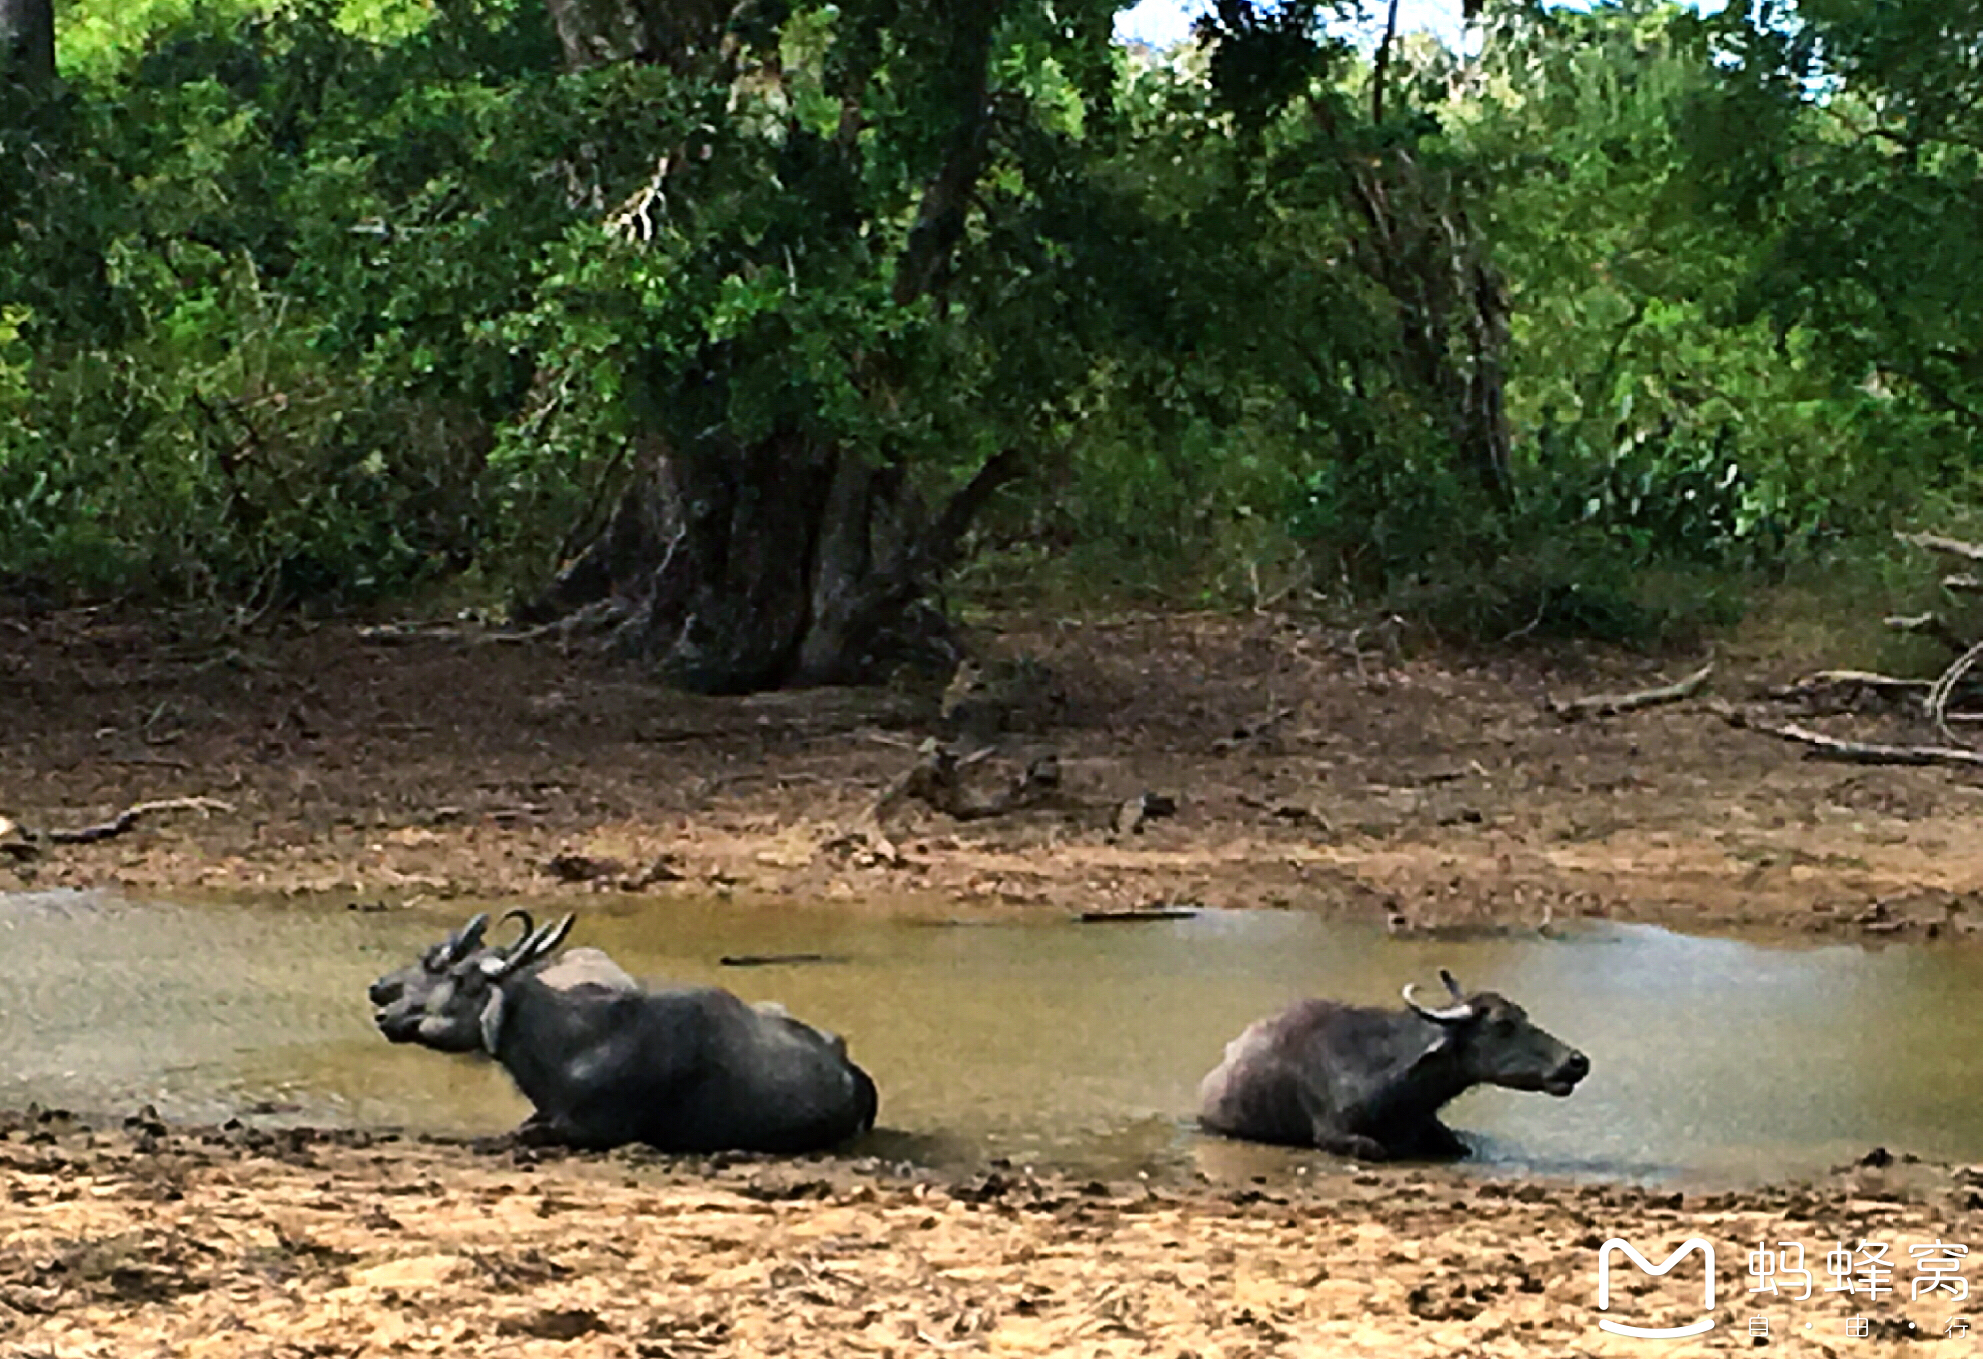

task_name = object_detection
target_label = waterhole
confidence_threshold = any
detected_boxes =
[1,889,1971,1185]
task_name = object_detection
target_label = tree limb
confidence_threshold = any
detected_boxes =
[1717,706,1983,769]
[1768,669,1932,699]
[1900,531,1983,566]
[1371,0,1401,124]
[1929,638,1983,748]
[891,0,1000,306]
[3,797,235,858]
[917,446,1024,574]
[1545,663,1714,722]
[1885,612,1975,655]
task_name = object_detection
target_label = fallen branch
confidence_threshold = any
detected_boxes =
[1929,638,1983,748]
[1546,663,1713,721]
[1945,574,1983,594]
[717,953,845,968]
[1899,530,1983,565]
[1718,706,1983,769]
[1768,670,1932,700]
[872,741,1065,822]
[46,796,235,844]
[1077,906,1199,923]
[3,796,235,858]
[1885,612,1976,655]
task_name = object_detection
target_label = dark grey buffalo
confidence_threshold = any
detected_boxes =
[1196,970,1590,1161]
[373,913,879,1154]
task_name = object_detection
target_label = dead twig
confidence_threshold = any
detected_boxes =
[872,741,1063,823]
[1767,670,1933,701]
[1546,663,1713,722]
[1717,705,1983,770]
[3,796,234,858]
[1885,612,1975,655]
[45,796,234,844]
[1929,638,1983,748]
[1898,530,1983,565]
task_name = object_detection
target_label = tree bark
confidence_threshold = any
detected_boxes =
[0,0,55,93]
[524,434,1020,692]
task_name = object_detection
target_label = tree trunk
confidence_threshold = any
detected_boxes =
[520,436,1019,693]
[0,0,55,94]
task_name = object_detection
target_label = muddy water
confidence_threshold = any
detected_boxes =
[1,889,1977,1186]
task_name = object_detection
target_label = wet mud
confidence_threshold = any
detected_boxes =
[2,1110,1979,1357]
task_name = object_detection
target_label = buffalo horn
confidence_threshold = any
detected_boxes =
[493,913,577,978]
[445,912,492,964]
[1403,976,1474,1024]
[497,909,536,951]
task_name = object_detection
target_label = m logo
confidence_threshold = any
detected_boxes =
[1596,1237,1718,1338]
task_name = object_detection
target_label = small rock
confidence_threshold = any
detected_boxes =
[498,1308,605,1341]
[545,852,626,883]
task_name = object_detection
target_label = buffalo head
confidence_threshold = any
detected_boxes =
[367,910,502,1010]
[1403,969,1589,1097]
[370,908,633,1018]
[375,913,575,1052]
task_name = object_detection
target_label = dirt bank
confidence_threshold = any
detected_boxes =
[4,607,1983,936]
[1,1109,1976,1357]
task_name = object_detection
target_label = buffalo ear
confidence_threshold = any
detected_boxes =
[478,990,507,1055]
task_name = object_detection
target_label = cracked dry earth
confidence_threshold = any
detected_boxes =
[4,1116,1983,1358]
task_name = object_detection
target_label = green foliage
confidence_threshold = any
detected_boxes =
[4,0,1979,651]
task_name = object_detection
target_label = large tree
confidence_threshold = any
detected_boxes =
[511,0,1122,691]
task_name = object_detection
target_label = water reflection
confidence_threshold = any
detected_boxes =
[0,889,1972,1186]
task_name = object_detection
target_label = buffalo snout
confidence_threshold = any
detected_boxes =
[1544,1048,1590,1097]
[373,1001,426,1044]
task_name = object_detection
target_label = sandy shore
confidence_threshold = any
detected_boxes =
[3,1111,1978,1357]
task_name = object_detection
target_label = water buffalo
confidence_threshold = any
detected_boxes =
[1196,969,1589,1161]
[373,913,879,1154]
[367,910,637,1013]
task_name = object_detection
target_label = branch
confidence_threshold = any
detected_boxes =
[1885,612,1975,655]
[917,446,1025,574]
[872,741,1064,822]
[1545,663,1714,722]
[1929,638,1983,749]
[1717,706,1983,770]
[1899,531,1983,566]
[891,0,1000,306]
[1371,0,1401,124]
[2,797,235,858]
[1767,670,1931,699]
